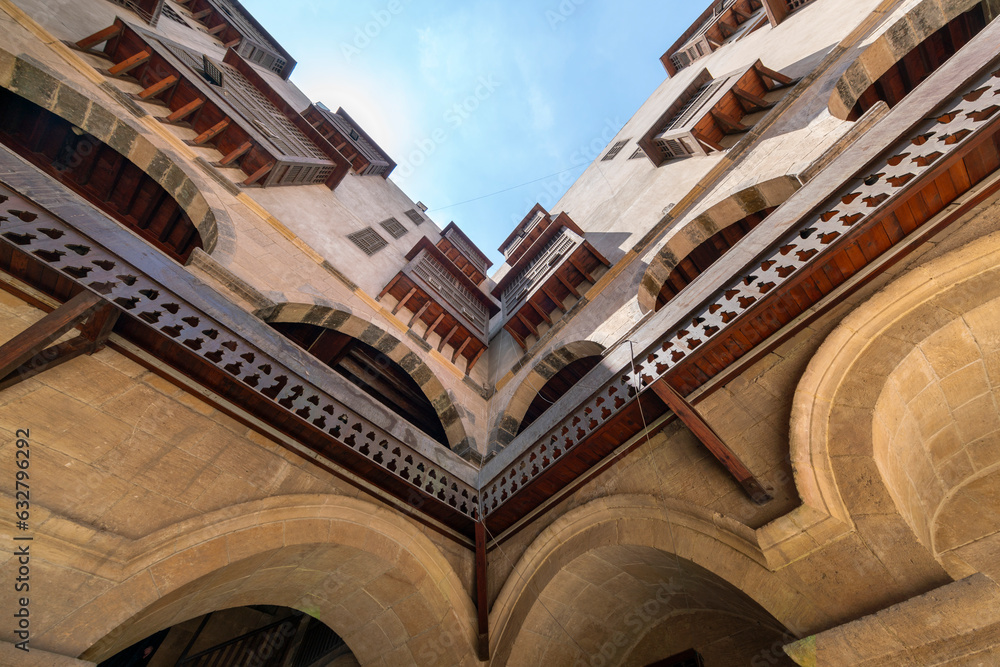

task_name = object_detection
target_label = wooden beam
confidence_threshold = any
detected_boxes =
[475,521,490,661]
[408,300,432,328]
[438,325,459,352]
[732,86,774,112]
[650,380,771,504]
[756,63,794,88]
[207,23,228,36]
[223,38,242,49]
[541,284,565,312]
[218,141,253,166]
[136,74,178,100]
[516,312,538,338]
[504,323,527,350]
[555,271,580,298]
[79,302,119,351]
[451,336,471,363]
[191,119,230,146]
[107,50,151,77]
[711,109,748,134]
[692,129,725,153]
[75,24,122,51]
[527,299,551,325]
[242,161,274,186]
[191,8,213,20]
[377,273,402,301]
[0,338,92,393]
[466,346,486,375]
[423,312,445,341]
[732,6,752,21]
[391,287,417,315]
[164,97,205,123]
[568,255,594,283]
[0,291,104,381]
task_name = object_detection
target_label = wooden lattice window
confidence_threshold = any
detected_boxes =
[160,3,189,26]
[602,139,630,161]
[404,208,424,224]
[379,217,408,239]
[348,227,388,255]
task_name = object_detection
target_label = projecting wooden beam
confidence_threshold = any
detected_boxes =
[527,299,552,325]
[568,255,594,283]
[466,346,485,375]
[75,24,122,51]
[504,323,527,351]
[692,130,725,153]
[423,312,445,341]
[107,50,151,77]
[392,287,417,315]
[242,162,274,186]
[191,8,213,20]
[732,86,774,112]
[438,325,459,352]
[541,284,565,312]
[164,97,205,124]
[756,63,794,88]
[555,272,580,298]
[711,109,748,134]
[0,291,106,386]
[207,23,228,35]
[408,300,432,328]
[451,336,471,364]
[191,119,230,146]
[516,312,538,338]
[136,75,178,100]
[219,141,253,166]
[308,328,353,367]
[650,380,771,504]
[79,301,119,350]
[475,521,490,661]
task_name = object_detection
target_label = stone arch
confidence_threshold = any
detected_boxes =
[638,176,801,313]
[788,226,1000,582]
[257,302,472,455]
[828,0,999,120]
[489,495,824,666]
[491,340,606,449]
[59,495,479,667]
[0,49,236,263]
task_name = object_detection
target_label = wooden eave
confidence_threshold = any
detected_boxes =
[403,237,499,316]
[491,214,589,299]
[221,51,351,188]
[498,203,548,255]
[441,221,492,269]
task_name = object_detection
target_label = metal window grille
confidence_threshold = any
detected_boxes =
[786,0,815,9]
[404,208,424,224]
[602,139,630,161]
[379,217,408,239]
[347,227,388,255]
[629,147,646,159]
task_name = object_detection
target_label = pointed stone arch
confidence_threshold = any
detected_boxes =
[257,302,473,456]
[638,176,801,314]
[491,340,606,449]
[828,0,999,121]
[787,227,1000,584]
[489,495,824,666]
[0,48,235,263]
[58,495,480,667]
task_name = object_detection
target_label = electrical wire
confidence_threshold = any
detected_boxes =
[427,165,586,213]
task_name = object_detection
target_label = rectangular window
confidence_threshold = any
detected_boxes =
[602,139,630,161]
[379,217,408,239]
[348,227,388,255]
[404,208,424,224]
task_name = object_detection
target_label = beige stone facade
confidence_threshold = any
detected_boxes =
[1,0,1000,665]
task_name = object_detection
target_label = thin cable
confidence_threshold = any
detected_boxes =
[482,522,593,658]
[427,165,584,213]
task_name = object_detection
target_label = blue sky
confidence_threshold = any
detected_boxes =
[239,1,704,268]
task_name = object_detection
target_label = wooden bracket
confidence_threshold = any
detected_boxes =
[651,380,772,504]
[0,291,114,391]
